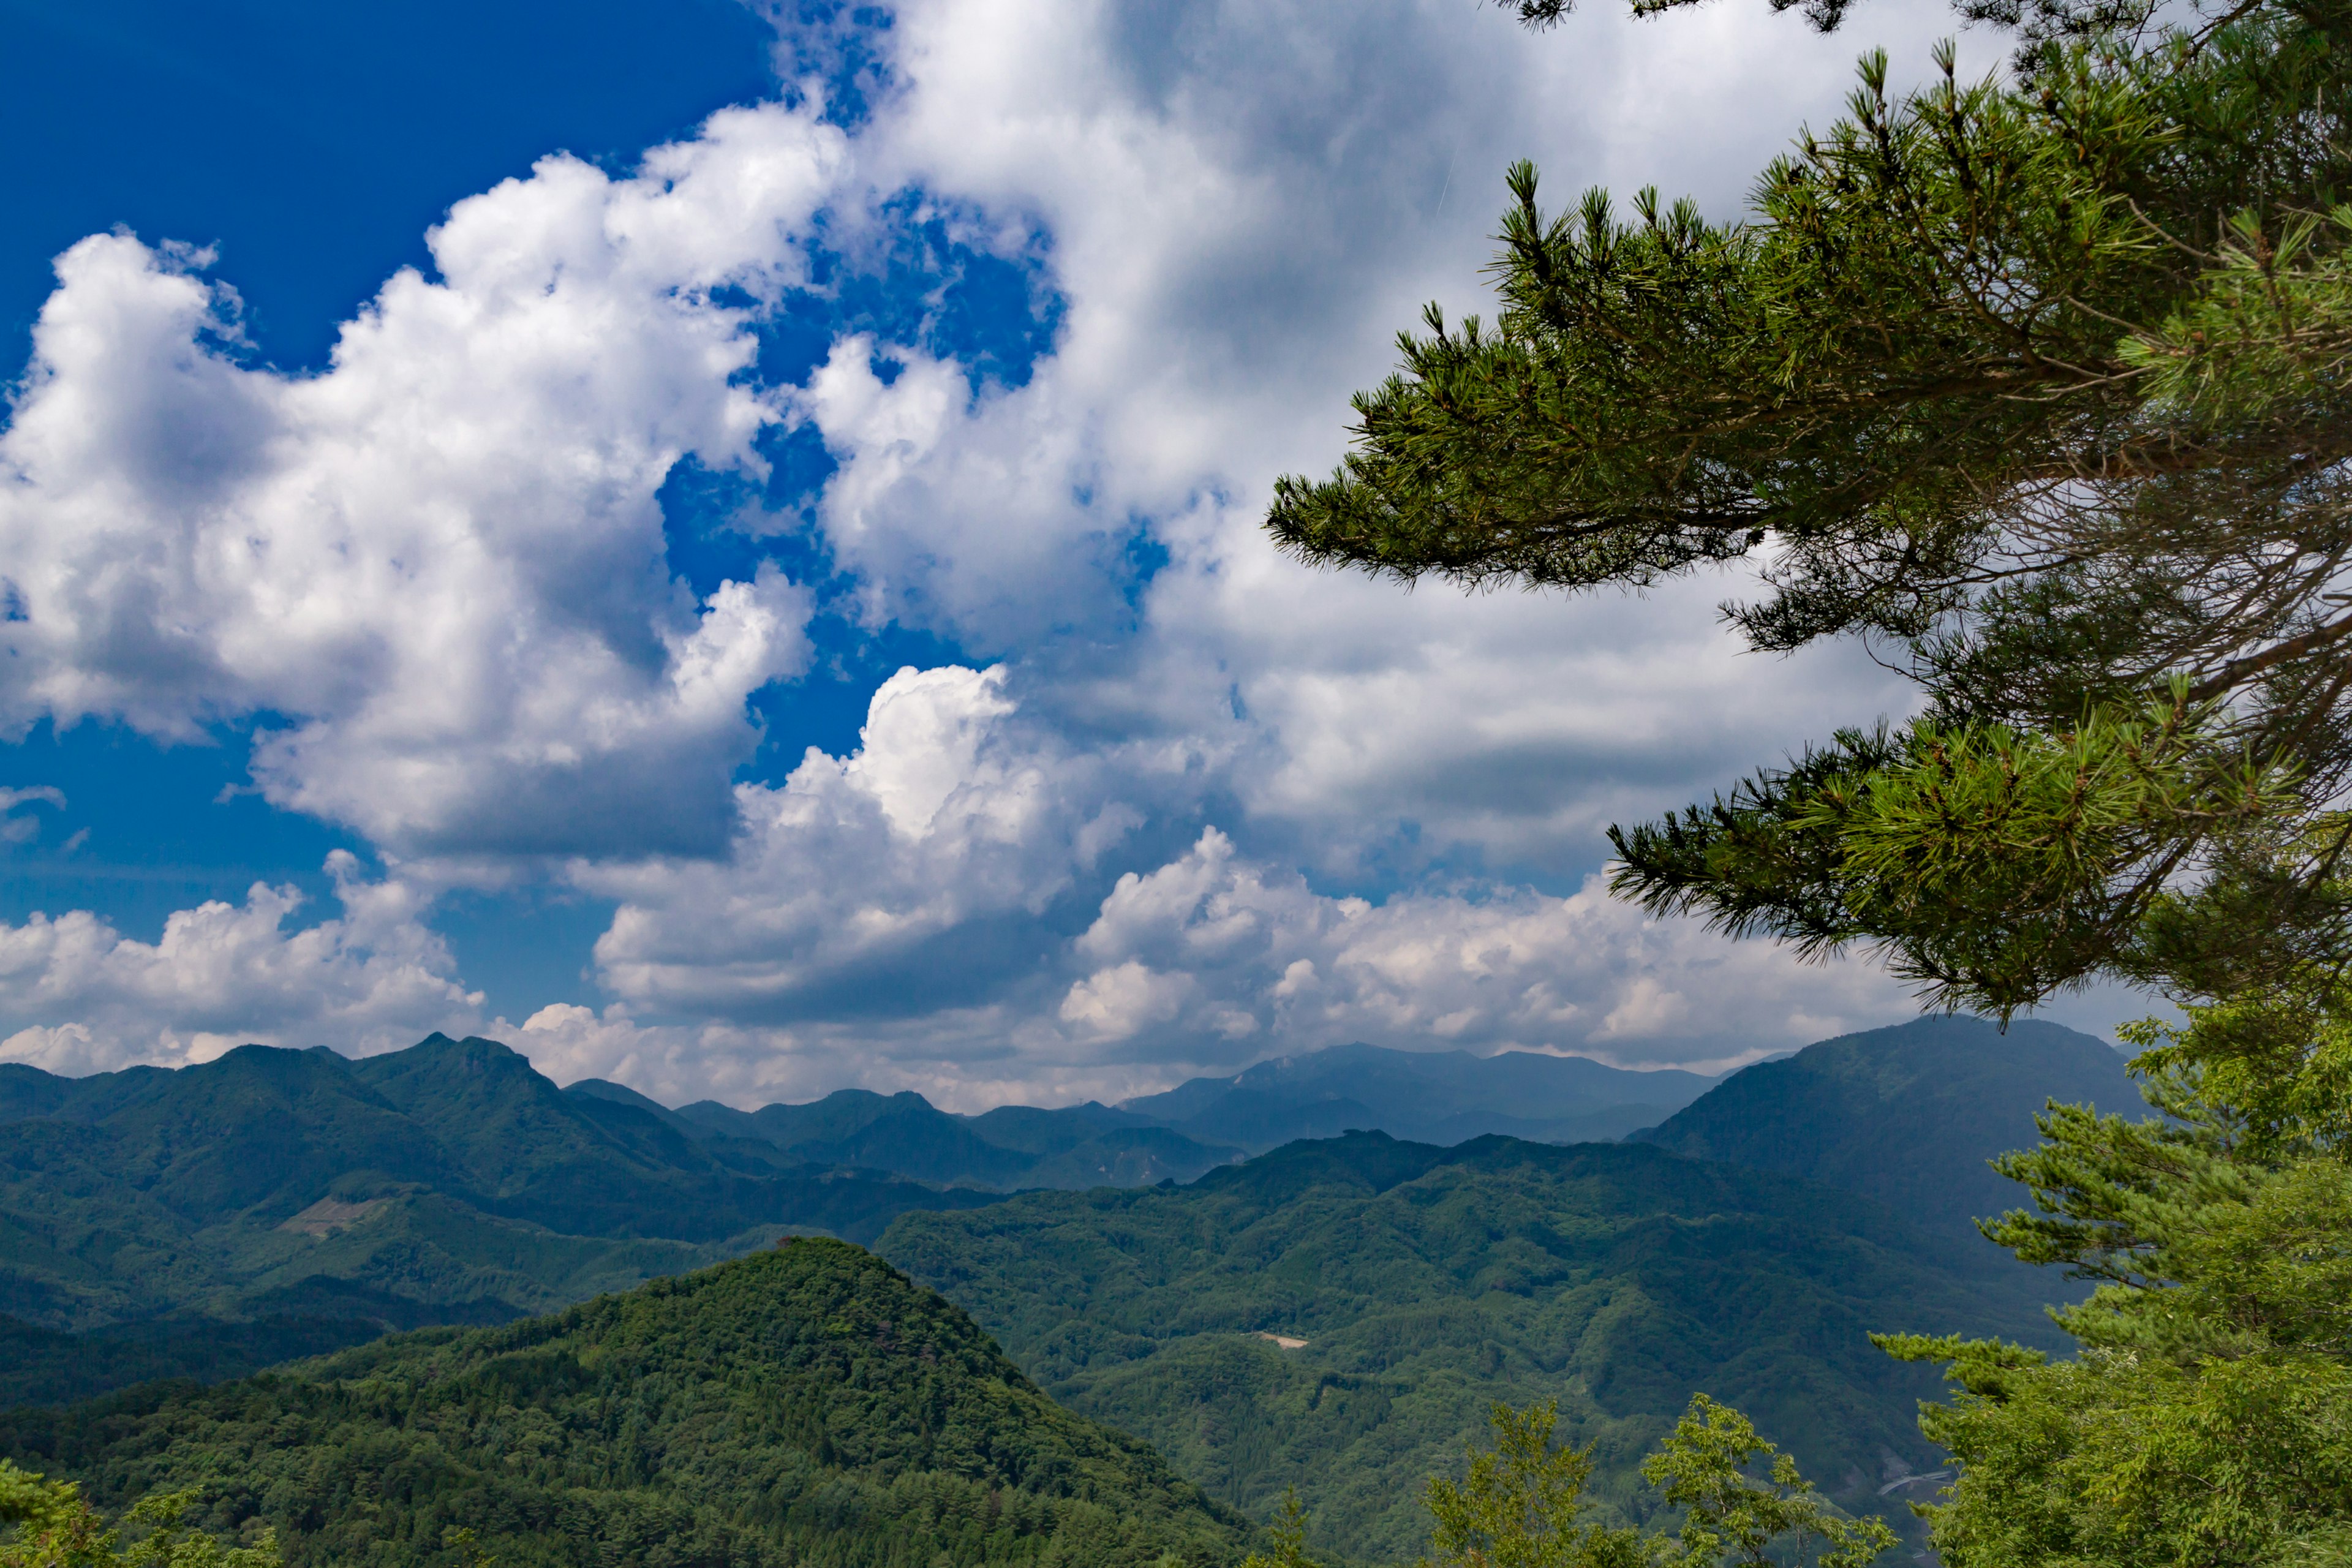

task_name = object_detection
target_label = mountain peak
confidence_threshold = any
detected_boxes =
[1634,1012,2143,1257]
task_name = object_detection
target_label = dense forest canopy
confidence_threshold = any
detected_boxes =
[0,1240,1248,1568]
[878,1131,2051,1562]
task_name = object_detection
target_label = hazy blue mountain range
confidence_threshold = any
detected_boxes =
[1117,1041,1722,1150]
[636,1084,1245,1189]
[0,1238,1251,1568]
[1630,1014,2145,1262]
[594,1041,1726,1191]
[876,1129,2059,1564]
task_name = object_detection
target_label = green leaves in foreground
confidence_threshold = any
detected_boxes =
[1269,0,2352,1017]
[0,1464,280,1568]
[1877,979,2352,1566]
[1607,687,2314,1016]
[1415,1398,1895,1568]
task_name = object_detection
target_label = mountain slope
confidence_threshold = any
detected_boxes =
[0,1036,1010,1404]
[1120,1042,1719,1152]
[1629,1015,2144,1256]
[878,1130,2056,1563]
[0,1238,1250,1568]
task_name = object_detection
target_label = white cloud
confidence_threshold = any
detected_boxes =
[0,0,2062,1102]
[0,851,483,1074]
[807,0,1959,878]
[579,663,1178,1017]
[1054,826,1912,1072]
[0,788,65,845]
[0,103,843,862]
[794,337,1126,647]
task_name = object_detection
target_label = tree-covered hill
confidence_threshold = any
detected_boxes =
[0,1237,1249,1568]
[877,1131,2055,1563]
[1629,1016,2143,1261]
[0,1036,1006,1404]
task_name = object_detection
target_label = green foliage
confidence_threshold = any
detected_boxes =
[880,1133,2049,1562]
[1412,1398,1892,1568]
[1266,0,2352,1016]
[1638,1398,1894,1568]
[1606,691,2298,1015]
[0,1460,83,1537]
[0,1239,1247,1568]
[1420,1401,1646,1568]
[1874,982,2352,1566]
[0,1469,282,1568]
[1240,1491,1320,1568]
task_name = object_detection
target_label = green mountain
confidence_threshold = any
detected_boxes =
[876,1131,2056,1564]
[1628,1015,2145,1260]
[0,1238,1250,1568]
[671,1088,1242,1190]
[1117,1042,1721,1151]
[0,1035,1007,1404]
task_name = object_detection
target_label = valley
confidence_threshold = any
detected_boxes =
[0,1016,2150,1563]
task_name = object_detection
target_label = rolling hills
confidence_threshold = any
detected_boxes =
[0,1035,1007,1403]
[876,1129,2062,1563]
[0,1237,1250,1568]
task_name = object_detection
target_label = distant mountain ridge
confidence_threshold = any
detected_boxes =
[1114,1040,1722,1150]
[586,1040,1722,1189]
[652,1085,1242,1189]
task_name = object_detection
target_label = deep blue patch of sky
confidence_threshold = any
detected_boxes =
[0,720,361,943]
[0,0,780,372]
[0,0,1060,1021]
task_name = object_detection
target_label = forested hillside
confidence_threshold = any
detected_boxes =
[0,1238,1248,1568]
[878,1131,2054,1562]
[1631,1016,2142,1258]
[0,1035,1003,1404]
[0,1031,1738,1412]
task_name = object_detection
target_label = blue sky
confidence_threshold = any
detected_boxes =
[0,0,2090,1107]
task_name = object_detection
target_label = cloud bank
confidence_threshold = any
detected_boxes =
[0,0,2042,1101]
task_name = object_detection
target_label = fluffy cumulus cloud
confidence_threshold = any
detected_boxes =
[0,0,2070,1098]
[1058,827,1909,1072]
[0,852,483,1075]
[0,104,840,861]
[580,662,1172,1017]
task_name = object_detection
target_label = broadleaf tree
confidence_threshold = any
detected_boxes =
[1415,1398,1894,1568]
[1265,0,2352,1559]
